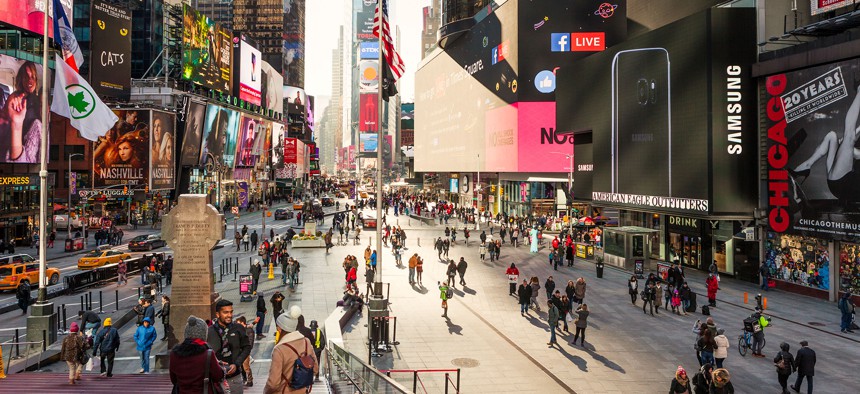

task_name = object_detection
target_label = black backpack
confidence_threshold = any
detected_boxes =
[284,341,315,389]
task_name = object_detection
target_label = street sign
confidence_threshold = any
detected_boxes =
[231,206,239,214]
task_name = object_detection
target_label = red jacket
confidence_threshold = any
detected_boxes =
[706,276,719,297]
[347,267,357,282]
[169,339,225,394]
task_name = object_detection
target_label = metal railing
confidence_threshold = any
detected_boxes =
[379,369,461,394]
[326,341,410,394]
[1,340,45,374]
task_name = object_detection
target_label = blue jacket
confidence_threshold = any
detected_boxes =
[144,305,156,323]
[134,319,158,351]
[93,326,120,354]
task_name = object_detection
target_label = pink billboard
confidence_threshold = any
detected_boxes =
[484,104,519,172]
[517,102,570,173]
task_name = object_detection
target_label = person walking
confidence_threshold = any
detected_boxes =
[643,282,657,316]
[264,306,319,393]
[710,368,734,393]
[15,280,30,314]
[479,242,487,262]
[309,320,326,381]
[439,281,450,318]
[518,279,532,316]
[571,304,590,347]
[365,265,376,299]
[243,232,250,251]
[692,363,714,394]
[117,259,127,286]
[791,340,816,394]
[697,328,717,366]
[235,316,256,386]
[760,262,771,291]
[169,315,225,394]
[61,322,86,385]
[92,318,120,378]
[416,255,424,285]
[545,276,556,301]
[156,295,171,341]
[714,328,729,368]
[529,277,541,312]
[627,275,638,305]
[679,282,692,315]
[207,299,253,394]
[251,230,258,251]
[669,366,692,394]
[134,317,157,374]
[774,342,796,394]
[270,291,285,318]
[506,263,519,296]
[838,290,855,333]
[457,257,468,286]
[546,300,560,347]
[446,260,457,288]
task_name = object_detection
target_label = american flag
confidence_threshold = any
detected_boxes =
[373,0,405,81]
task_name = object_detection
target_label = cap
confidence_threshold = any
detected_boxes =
[184,315,208,340]
[103,318,112,326]
[69,322,79,333]
[275,305,302,332]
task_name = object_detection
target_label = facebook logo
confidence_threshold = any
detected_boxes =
[551,33,570,52]
[492,47,498,65]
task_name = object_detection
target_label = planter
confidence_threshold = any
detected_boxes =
[292,239,326,248]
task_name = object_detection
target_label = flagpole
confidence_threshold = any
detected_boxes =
[37,0,51,304]
[374,0,384,296]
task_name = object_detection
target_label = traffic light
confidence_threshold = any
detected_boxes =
[499,187,504,195]
[490,185,496,193]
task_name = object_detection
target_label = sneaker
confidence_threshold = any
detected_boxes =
[99,372,107,377]
[138,369,145,374]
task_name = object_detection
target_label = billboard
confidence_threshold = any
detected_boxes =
[306,95,315,134]
[283,0,304,87]
[414,1,518,171]
[811,0,855,15]
[359,42,379,59]
[234,33,262,106]
[271,122,286,168]
[359,93,378,132]
[150,110,176,190]
[765,58,860,240]
[93,109,150,188]
[284,85,307,105]
[517,0,627,102]
[359,60,378,93]
[200,104,224,165]
[0,54,47,163]
[220,108,240,168]
[181,4,232,93]
[90,0,132,101]
[0,0,73,38]
[260,60,283,114]
[355,0,375,41]
[560,9,757,215]
[180,101,206,166]
[360,133,378,153]
[236,115,266,167]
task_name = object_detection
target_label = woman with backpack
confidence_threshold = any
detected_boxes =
[773,342,795,394]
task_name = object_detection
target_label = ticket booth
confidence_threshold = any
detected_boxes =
[602,226,657,272]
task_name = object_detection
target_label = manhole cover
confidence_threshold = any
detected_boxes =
[808,322,826,327]
[451,358,480,368]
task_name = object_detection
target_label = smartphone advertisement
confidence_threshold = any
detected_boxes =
[559,8,757,215]
[765,58,860,240]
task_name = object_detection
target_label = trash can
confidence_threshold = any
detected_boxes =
[596,261,604,278]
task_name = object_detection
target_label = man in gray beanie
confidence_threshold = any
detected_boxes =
[264,305,319,393]
[169,316,225,393]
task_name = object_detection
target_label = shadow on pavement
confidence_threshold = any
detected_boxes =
[445,318,463,335]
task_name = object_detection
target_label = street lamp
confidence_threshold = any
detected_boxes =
[549,151,574,219]
[68,153,84,239]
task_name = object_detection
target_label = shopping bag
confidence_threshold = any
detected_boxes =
[91,356,100,370]
[85,357,94,371]
[566,313,573,322]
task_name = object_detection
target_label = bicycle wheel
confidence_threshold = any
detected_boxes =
[738,335,748,356]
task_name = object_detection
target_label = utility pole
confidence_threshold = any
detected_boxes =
[68,153,84,238]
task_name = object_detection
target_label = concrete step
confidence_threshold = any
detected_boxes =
[0,372,172,392]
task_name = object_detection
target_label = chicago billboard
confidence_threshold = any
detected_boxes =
[93,109,150,188]
[181,4,232,93]
[560,8,757,215]
[765,58,860,240]
[90,0,131,101]
[0,54,48,163]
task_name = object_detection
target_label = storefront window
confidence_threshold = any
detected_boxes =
[605,231,624,256]
[839,243,860,293]
[670,234,701,268]
[764,233,830,290]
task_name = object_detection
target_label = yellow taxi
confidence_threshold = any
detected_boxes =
[293,201,305,210]
[77,248,131,270]
[0,254,60,290]
[359,191,368,199]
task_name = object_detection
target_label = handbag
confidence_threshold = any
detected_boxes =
[202,349,228,394]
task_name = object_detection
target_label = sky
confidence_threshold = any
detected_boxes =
[304,0,427,110]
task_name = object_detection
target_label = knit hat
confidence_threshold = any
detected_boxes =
[676,366,686,377]
[70,322,79,333]
[184,315,208,340]
[275,305,302,332]
[103,318,112,326]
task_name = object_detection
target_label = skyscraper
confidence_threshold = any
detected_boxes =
[233,0,289,83]
[283,0,306,88]
[421,0,441,59]
[192,0,233,30]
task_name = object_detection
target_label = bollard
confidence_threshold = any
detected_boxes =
[14,329,19,357]
[220,269,223,283]
[99,291,103,313]
[138,287,141,299]
[418,237,420,247]
[62,305,67,331]
[444,373,450,394]
[744,292,748,304]
[763,297,767,310]
[89,291,93,310]
[268,263,274,280]
[42,330,46,351]
[115,290,120,312]
[56,306,61,332]
[80,295,84,313]
[234,269,237,282]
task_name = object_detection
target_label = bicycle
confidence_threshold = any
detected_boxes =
[738,327,766,356]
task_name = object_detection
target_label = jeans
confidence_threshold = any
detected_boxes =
[520,303,528,314]
[700,350,715,365]
[408,267,415,283]
[139,348,151,372]
[752,333,765,354]
[682,299,690,312]
[794,374,813,394]
[573,327,586,345]
[778,373,790,391]
[100,351,115,376]
[255,311,266,335]
[761,277,769,291]
[549,326,557,344]
[841,312,852,331]
[715,357,724,368]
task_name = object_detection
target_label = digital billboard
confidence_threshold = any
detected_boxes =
[181,4,232,93]
[284,86,307,106]
[560,9,757,215]
[0,54,48,164]
[234,33,262,106]
[517,0,627,102]
[260,60,283,114]
[359,60,378,93]
[811,0,855,15]
[414,1,518,171]
[359,42,379,59]
[150,110,176,190]
[180,101,206,166]
[93,109,150,188]
[360,133,378,153]
[306,95,315,134]
[355,0,375,42]
[90,0,132,101]
[220,108,240,168]
[765,58,860,240]
[359,93,378,132]
[200,104,224,165]
[271,122,286,168]
[236,115,265,167]
[0,0,73,38]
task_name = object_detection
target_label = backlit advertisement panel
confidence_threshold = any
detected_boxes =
[764,58,860,240]
[306,95,315,134]
[271,122,285,168]
[182,4,232,93]
[359,42,379,59]
[0,0,72,38]
[811,0,854,15]
[260,60,284,114]
[200,104,233,165]
[0,54,48,164]
[359,60,378,93]
[236,115,264,167]
[90,0,132,101]
[284,86,307,106]
[220,108,240,168]
[180,101,206,166]
[234,33,262,105]
[93,109,150,188]
[150,110,175,190]
[359,93,378,132]
[360,133,378,153]
[559,9,757,215]
[355,0,375,41]
[415,1,518,171]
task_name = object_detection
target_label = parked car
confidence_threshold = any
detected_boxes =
[321,196,335,207]
[128,234,167,251]
[335,191,347,198]
[0,254,60,290]
[77,249,131,270]
[274,208,294,220]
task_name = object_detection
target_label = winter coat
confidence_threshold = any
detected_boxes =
[545,279,556,295]
[774,350,795,376]
[134,323,158,351]
[669,377,691,394]
[679,285,692,301]
[574,308,589,328]
[628,279,638,294]
[456,260,468,275]
[263,331,319,394]
[574,281,586,300]
[518,284,532,304]
[547,304,560,326]
[706,276,719,298]
[93,326,120,354]
[169,338,225,394]
[713,334,729,359]
[206,321,252,377]
[61,332,85,363]
[794,346,816,376]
